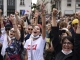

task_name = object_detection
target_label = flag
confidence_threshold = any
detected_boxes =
[22,10,25,15]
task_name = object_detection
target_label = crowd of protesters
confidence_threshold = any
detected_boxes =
[0,4,80,60]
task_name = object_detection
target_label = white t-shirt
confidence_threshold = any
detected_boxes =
[24,36,45,60]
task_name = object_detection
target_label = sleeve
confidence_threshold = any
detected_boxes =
[50,27,61,55]
[26,17,31,25]
[1,27,6,35]
[74,34,80,60]
[20,26,24,42]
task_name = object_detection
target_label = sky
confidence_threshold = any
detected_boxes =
[32,0,37,4]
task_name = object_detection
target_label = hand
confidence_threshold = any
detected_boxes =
[9,14,15,23]
[40,3,45,13]
[15,11,19,15]
[0,9,2,13]
[52,8,58,17]
[34,10,39,18]
[75,11,80,20]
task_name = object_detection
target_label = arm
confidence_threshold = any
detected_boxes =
[24,48,28,60]
[5,52,8,60]
[51,8,61,55]
[1,16,6,35]
[26,16,31,25]
[0,9,2,17]
[15,11,20,25]
[0,9,4,28]
[34,10,39,25]
[34,17,38,25]
[20,20,25,42]
[10,14,20,40]
[1,17,4,28]
[41,4,46,39]
[46,41,54,52]
[74,11,80,60]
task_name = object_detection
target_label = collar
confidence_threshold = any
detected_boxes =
[62,50,72,55]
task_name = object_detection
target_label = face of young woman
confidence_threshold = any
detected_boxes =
[62,39,73,52]
[9,29,15,38]
[32,26,41,36]
[47,24,51,30]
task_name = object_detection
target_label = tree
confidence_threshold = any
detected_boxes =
[31,3,37,10]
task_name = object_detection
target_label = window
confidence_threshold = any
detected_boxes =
[67,0,71,7]
[0,0,3,5]
[67,0,71,2]
[20,0,25,6]
[76,0,80,2]
[78,4,80,7]
[20,10,24,16]
[7,0,15,6]
[67,4,71,6]
[76,0,80,7]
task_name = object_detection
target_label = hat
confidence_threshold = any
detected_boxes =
[37,24,42,33]
[5,24,12,30]
[72,19,79,25]
[37,24,42,29]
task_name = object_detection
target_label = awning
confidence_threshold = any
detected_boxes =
[64,10,74,15]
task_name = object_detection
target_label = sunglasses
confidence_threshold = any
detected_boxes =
[28,28,33,30]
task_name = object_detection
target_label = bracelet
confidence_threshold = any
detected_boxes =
[42,14,45,16]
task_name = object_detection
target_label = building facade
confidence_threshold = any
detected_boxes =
[37,0,54,14]
[54,0,80,16]
[0,0,31,16]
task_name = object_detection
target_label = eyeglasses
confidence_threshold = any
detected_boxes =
[10,30,15,33]
[28,28,33,30]
[63,42,72,45]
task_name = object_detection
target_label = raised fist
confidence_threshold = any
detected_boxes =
[15,11,19,15]
[9,14,15,22]
[75,11,80,20]
[52,8,58,17]
[41,3,45,10]
[34,10,39,18]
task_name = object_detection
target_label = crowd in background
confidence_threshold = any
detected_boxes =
[0,4,80,60]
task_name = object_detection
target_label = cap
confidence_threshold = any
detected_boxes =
[72,19,79,25]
